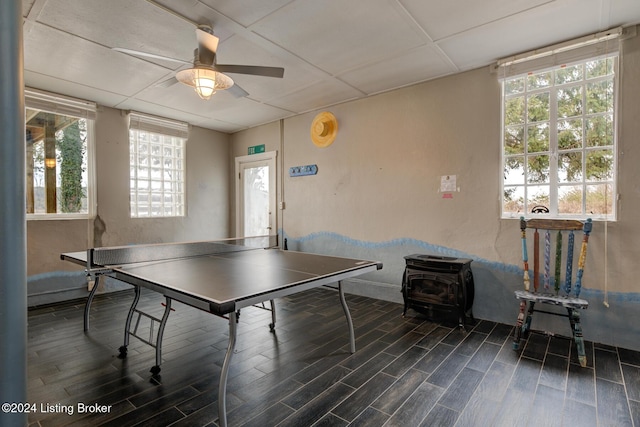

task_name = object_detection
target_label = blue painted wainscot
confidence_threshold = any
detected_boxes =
[283,231,640,353]
[28,231,640,352]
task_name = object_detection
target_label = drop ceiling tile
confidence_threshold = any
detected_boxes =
[267,79,364,113]
[251,0,428,75]
[115,97,239,132]
[24,23,170,96]
[339,44,457,95]
[199,98,294,129]
[438,0,606,70]
[16,0,640,133]
[22,0,37,17]
[38,0,195,62]
[400,0,554,41]
[199,0,292,27]
[215,34,324,101]
[24,71,129,107]
[131,81,216,112]
[606,0,640,28]
[133,77,256,112]
[128,81,292,132]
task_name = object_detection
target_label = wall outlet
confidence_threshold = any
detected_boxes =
[279,201,285,210]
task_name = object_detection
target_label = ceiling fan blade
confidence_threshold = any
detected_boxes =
[113,48,189,65]
[214,64,284,78]
[196,26,219,65]
[227,83,249,98]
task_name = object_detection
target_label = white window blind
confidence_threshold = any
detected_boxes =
[25,88,97,120]
[128,112,189,139]
[495,27,624,79]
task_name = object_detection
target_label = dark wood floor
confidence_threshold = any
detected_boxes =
[25,287,640,427]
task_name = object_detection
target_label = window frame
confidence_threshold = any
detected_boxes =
[25,88,97,221]
[128,112,188,219]
[499,53,619,221]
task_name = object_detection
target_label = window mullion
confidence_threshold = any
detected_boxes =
[549,84,559,215]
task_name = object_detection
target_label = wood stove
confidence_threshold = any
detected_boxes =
[402,254,475,329]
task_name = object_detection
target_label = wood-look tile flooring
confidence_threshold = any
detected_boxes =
[26,287,640,426]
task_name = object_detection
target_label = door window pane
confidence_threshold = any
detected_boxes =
[243,165,270,236]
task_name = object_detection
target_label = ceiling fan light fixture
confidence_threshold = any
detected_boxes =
[176,67,234,100]
[194,69,216,100]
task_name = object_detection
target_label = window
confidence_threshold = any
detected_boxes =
[129,113,188,218]
[25,89,96,218]
[501,52,618,220]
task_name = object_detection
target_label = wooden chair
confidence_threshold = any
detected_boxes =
[513,217,592,367]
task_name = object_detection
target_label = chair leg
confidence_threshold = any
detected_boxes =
[523,301,535,339]
[513,300,527,350]
[568,308,587,367]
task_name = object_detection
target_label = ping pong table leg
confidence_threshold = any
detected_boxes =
[218,310,237,427]
[119,285,141,358]
[338,281,356,354]
[150,297,173,375]
[83,275,101,331]
[269,299,276,331]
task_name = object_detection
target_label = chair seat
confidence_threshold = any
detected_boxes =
[515,290,588,309]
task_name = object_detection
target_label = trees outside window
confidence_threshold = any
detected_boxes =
[502,55,617,219]
[26,108,91,216]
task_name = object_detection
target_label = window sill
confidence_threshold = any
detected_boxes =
[501,214,616,222]
[27,214,94,221]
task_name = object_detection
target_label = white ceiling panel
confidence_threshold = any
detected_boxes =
[37,0,195,63]
[267,79,364,113]
[23,71,130,107]
[251,0,428,75]
[197,98,294,129]
[198,0,292,27]
[115,96,239,132]
[123,83,293,132]
[400,0,555,41]
[213,34,316,101]
[438,0,611,70]
[22,0,37,17]
[24,23,170,96]
[603,0,640,28]
[128,79,217,112]
[17,0,640,133]
[339,44,458,95]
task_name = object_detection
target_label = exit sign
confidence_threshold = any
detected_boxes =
[248,144,265,155]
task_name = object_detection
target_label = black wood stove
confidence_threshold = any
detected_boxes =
[401,254,475,329]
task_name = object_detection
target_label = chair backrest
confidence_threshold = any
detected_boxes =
[520,217,592,297]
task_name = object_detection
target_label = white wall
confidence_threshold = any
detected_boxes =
[27,106,231,304]
[26,29,640,350]
[94,107,231,246]
[230,29,640,351]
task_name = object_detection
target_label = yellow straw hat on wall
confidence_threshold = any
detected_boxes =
[310,111,338,148]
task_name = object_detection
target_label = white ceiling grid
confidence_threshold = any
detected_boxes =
[20,0,640,133]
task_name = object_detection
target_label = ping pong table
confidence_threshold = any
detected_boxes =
[61,236,382,427]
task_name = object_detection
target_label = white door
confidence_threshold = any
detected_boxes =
[235,151,276,237]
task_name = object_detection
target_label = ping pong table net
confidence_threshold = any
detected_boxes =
[87,235,278,268]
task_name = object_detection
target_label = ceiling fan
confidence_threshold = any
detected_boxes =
[113,25,284,100]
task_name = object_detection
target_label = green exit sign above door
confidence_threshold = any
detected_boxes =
[248,144,265,155]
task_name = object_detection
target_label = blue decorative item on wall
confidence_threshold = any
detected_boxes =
[289,164,318,177]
